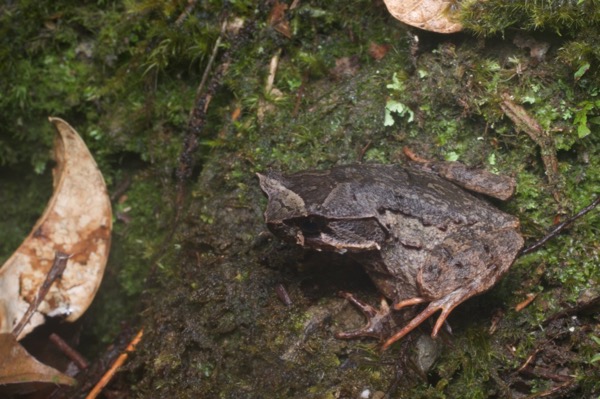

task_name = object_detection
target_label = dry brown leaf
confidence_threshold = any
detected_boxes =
[0,117,112,340]
[368,42,391,61]
[268,0,291,38]
[383,0,463,33]
[499,94,562,203]
[0,333,75,386]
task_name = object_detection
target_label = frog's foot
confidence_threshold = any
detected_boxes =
[382,287,471,350]
[335,292,395,340]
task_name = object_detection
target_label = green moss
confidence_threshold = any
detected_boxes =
[461,1,600,36]
[461,0,600,84]
[0,167,52,263]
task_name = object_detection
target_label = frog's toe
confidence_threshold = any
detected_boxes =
[335,292,394,340]
[382,287,471,350]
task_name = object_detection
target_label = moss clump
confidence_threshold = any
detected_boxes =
[0,167,52,263]
[462,0,600,83]
[461,1,600,36]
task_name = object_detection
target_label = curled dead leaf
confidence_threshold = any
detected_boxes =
[0,333,75,386]
[383,0,463,33]
[0,117,112,340]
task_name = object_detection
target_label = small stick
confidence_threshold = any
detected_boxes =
[542,294,600,326]
[275,283,292,306]
[521,196,600,255]
[174,0,197,27]
[516,349,540,373]
[292,81,305,117]
[110,175,132,202]
[85,328,144,399]
[519,366,572,383]
[403,146,430,164]
[500,93,562,203]
[12,251,70,339]
[358,140,372,162]
[49,333,89,370]
[523,380,574,398]
[176,16,229,204]
[515,293,538,312]
[193,18,228,104]
[266,48,281,94]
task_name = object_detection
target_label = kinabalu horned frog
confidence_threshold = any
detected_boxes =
[257,158,524,349]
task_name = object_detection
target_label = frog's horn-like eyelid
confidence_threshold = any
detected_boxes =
[256,172,285,194]
[256,172,269,187]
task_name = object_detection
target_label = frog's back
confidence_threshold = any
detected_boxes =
[281,164,518,229]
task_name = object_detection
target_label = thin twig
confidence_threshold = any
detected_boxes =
[500,93,562,202]
[50,333,89,370]
[523,380,574,398]
[542,294,600,326]
[266,48,281,94]
[177,16,229,203]
[516,348,540,373]
[12,251,70,339]
[174,0,197,27]
[110,175,132,202]
[521,196,600,255]
[520,366,572,382]
[193,19,229,105]
[275,283,292,306]
[358,140,372,161]
[85,328,144,399]
[515,293,538,312]
[292,74,306,117]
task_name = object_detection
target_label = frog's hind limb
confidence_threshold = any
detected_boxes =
[382,285,476,350]
[380,227,524,349]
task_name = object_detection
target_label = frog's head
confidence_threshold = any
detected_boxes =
[258,172,384,252]
[257,172,308,246]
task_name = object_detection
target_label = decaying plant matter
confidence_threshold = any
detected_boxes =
[0,118,112,387]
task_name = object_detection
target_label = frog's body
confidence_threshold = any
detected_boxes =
[258,162,524,348]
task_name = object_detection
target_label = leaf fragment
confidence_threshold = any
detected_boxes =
[0,118,112,340]
[0,333,75,386]
[383,0,463,33]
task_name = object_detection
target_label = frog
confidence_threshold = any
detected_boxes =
[257,157,524,349]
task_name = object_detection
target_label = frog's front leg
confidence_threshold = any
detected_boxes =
[336,290,456,345]
[335,292,397,340]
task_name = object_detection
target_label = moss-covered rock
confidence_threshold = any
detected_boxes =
[2,0,600,397]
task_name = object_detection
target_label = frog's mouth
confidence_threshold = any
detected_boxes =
[304,234,381,254]
[283,216,384,254]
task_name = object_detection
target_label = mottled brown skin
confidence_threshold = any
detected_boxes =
[258,162,524,349]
